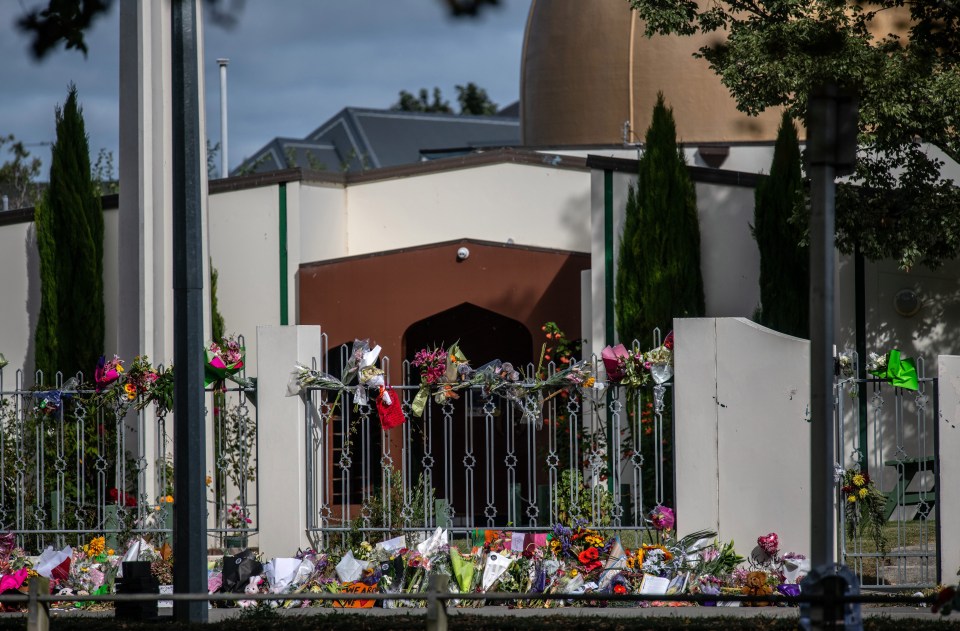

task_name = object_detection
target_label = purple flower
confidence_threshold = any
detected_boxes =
[650,505,675,531]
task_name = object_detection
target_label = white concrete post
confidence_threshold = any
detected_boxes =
[674,318,812,556]
[256,325,322,557]
[937,356,960,580]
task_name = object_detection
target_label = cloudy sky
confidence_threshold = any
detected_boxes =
[0,1,531,177]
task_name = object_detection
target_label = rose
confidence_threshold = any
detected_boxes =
[613,583,628,594]
[757,532,779,556]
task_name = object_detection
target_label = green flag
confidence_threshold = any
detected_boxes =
[869,349,919,391]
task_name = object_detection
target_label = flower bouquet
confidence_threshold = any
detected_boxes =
[287,339,376,421]
[411,343,473,417]
[840,468,888,554]
[645,331,674,385]
[204,335,246,388]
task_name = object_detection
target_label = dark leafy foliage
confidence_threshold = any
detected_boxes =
[627,0,960,269]
[38,84,104,379]
[616,93,705,340]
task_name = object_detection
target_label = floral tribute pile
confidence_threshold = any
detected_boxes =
[0,506,818,611]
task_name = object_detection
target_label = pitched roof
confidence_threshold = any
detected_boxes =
[234,107,520,176]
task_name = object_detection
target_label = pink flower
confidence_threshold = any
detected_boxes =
[601,344,629,382]
[758,532,779,556]
[651,505,675,531]
[700,548,719,563]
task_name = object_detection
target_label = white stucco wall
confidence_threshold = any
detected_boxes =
[837,256,960,374]
[207,185,282,377]
[0,208,120,383]
[299,182,348,266]
[344,163,591,256]
[0,221,37,380]
[589,166,763,352]
[696,182,761,317]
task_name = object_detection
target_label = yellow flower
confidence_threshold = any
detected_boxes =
[585,377,596,388]
[88,536,105,556]
[107,549,115,556]
[847,494,857,503]
[124,383,137,400]
[569,569,578,577]
[116,364,124,373]
[852,474,865,487]
[858,487,869,499]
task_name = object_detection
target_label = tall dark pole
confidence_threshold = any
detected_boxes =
[171,0,207,623]
[808,86,838,570]
[803,84,861,631]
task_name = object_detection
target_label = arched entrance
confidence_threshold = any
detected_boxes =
[404,304,539,528]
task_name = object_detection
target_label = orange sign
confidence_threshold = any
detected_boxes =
[333,581,377,608]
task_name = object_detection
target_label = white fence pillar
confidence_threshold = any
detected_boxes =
[675,318,812,557]
[937,356,960,580]
[256,325,321,557]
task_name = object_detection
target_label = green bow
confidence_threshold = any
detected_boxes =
[869,349,919,391]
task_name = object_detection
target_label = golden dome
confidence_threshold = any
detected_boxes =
[520,0,785,146]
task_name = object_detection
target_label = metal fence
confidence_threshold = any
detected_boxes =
[835,355,940,589]
[0,362,258,554]
[302,336,674,544]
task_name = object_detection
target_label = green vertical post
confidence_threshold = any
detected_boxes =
[604,170,615,494]
[279,183,288,325]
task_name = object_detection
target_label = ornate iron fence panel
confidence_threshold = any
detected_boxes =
[835,355,940,589]
[303,336,674,545]
[0,361,257,554]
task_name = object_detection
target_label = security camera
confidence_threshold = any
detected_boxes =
[457,247,470,261]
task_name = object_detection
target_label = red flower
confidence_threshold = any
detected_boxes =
[578,547,600,564]
[613,584,628,595]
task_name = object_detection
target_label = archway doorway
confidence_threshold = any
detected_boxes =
[404,303,538,528]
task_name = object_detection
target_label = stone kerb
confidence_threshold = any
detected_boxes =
[256,325,322,558]
[675,317,812,559]
[937,356,960,579]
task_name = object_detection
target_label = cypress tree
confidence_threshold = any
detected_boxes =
[616,93,705,343]
[210,262,226,345]
[43,85,104,379]
[33,197,58,379]
[752,111,808,338]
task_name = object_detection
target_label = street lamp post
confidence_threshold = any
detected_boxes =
[171,0,207,623]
